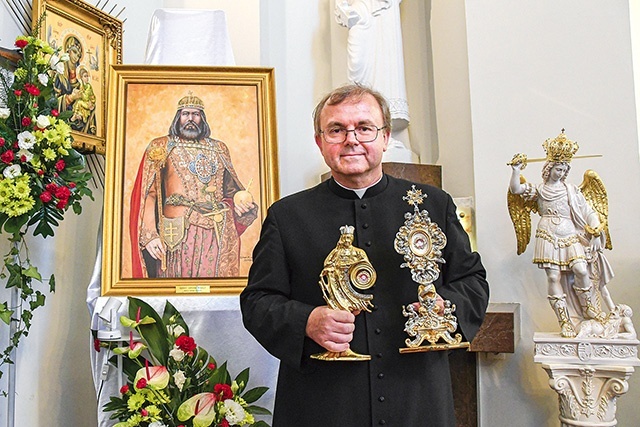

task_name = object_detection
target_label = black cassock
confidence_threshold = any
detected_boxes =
[241,174,489,427]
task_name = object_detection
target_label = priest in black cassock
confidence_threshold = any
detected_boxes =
[240,84,489,427]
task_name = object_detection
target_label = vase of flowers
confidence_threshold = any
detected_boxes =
[0,27,94,391]
[103,297,271,427]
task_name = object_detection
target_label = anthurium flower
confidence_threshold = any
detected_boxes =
[113,331,147,359]
[134,365,170,391]
[120,314,156,329]
[177,393,218,427]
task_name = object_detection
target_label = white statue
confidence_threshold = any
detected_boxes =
[507,130,635,340]
[335,0,417,162]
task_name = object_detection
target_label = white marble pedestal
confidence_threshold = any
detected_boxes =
[534,332,640,426]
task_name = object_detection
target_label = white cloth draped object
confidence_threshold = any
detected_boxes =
[144,8,235,66]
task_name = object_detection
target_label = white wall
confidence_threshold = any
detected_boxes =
[464,1,640,426]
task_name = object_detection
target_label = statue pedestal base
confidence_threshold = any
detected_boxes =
[534,332,639,426]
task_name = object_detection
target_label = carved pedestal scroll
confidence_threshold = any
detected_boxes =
[534,333,639,426]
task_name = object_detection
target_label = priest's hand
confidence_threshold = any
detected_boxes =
[306,306,355,352]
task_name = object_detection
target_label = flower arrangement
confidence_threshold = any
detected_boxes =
[103,297,271,427]
[0,27,93,390]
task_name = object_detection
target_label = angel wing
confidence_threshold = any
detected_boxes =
[507,175,538,255]
[579,169,612,249]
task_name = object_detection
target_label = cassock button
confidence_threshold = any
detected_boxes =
[378,396,385,402]
[375,328,382,334]
[378,420,386,426]
[361,203,367,209]
[372,305,378,311]
[376,352,383,358]
[363,223,369,229]
[378,373,384,379]
[365,241,372,247]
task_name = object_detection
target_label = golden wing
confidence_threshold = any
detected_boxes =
[507,175,538,255]
[579,170,612,249]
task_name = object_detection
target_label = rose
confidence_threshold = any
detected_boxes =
[3,164,21,179]
[50,109,59,117]
[136,378,147,389]
[175,335,197,354]
[13,90,22,97]
[0,108,10,119]
[37,73,49,86]
[119,384,129,394]
[21,117,31,127]
[17,131,36,150]
[36,115,50,128]
[173,370,186,391]
[1,151,15,164]
[24,83,40,96]
[39,191,52,203]
[55,159,65,171]
[0,137,4,146]
[14,38,28,49]
[169,346,185,362]
[213,383,233,401]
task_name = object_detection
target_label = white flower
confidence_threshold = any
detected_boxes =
[167,324,186,337]
[37,73,49,86]
[36,115,51,129]
[17,131,36,149]
[3,164,21,179]
[149,422,167,427]
[17,149,33,162]
[223,399,247,425]
[169,345,185,362]
[0,108,10,119]
[173,370,186,391]
[49,54,65,74]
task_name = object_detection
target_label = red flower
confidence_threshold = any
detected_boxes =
[140,408,148,417]
[12,142,18,149]
[213,383,233,401]
[19,155,26,163]
[219,420,230,427]
[55,159,65,171]
[136,378,147,389]
[93,338,101,352]
[0,138,4,146]
[120,384,129,394]
[21,117,31,127]
[13,90,22,97]
[51,109,59,117]
[175,335,197,355]
[56,199,68,210]
[207,362,216,370]
[45,182,58,192]
[39,191,52,203]
[14,39,28,49]
[1,151,14,164]
[37,170,44,176]
[54,186,71,200]
[24,83,40,96]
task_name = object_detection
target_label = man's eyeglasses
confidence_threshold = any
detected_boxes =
[320,125,387,144]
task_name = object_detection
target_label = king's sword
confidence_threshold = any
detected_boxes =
[507,154,602,166]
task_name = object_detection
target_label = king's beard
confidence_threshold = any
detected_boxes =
[178,121,204,140]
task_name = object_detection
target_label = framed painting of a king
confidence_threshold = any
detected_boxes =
[102,65,279,296]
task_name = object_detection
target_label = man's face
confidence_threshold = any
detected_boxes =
[549,163,568,182]
[315,93,389,188]
[178,108,203,140]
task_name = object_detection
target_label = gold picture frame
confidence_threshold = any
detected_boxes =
[102,65,279,296]
[32,0,123,154]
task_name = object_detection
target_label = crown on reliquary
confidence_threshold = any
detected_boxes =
[543,129,579,163]
[177,92,205,111]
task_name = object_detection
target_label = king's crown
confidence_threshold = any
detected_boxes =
[543,129,579,163]
[177,92,205,111]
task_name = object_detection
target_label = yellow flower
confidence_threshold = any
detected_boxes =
[10,197,35,216]
[127,392,145,411]
[14,177,31,199]
[43,148,56,161]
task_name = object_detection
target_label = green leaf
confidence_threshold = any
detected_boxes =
[245,406,273,416]
[209,361,231,386]
[0,303,13,325]
[49,274,55,292]
[127,297,169,365]
[242,386,269,404]
[162,300,190,337]
[22,265,42,281]
[235,367,250,394]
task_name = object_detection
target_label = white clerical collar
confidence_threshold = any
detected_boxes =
[334,176,383,199]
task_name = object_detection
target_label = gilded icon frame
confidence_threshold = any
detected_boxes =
[32,0,123,154]
[102,65,279,296]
